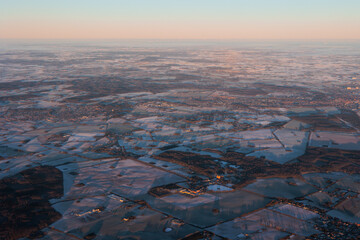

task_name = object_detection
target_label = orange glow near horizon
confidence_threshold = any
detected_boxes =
[1,20,359,40]
[1,0,360,40]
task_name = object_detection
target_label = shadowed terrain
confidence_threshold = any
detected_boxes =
[0,166,63,239]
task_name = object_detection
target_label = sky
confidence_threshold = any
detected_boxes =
[1,0,360,40]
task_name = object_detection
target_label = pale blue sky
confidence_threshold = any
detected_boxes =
[1,0,359,39]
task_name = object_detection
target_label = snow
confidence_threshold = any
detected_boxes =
[207,184,233,192]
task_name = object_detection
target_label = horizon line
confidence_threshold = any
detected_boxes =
[1,38,360,41]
